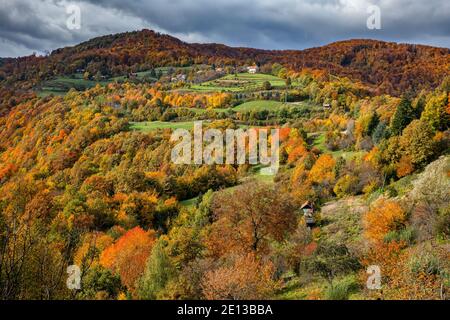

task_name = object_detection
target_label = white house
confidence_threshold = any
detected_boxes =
[247,66,259,74]
[171,74,187,82]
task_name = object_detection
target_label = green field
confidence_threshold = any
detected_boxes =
[38,75,111,97]
[130,120,267,132]
[189,73,292,93]
[36,65,214,97]
[129,121,195,131]
[310,132,367,160]
[233,100,285,112]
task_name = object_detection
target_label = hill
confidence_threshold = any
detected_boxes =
[0,29,448,96]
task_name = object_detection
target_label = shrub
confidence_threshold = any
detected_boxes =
[333,174,359,198]
[325,276,360,300]
[384,227,416,245]
[434,206,450,240]
[363,199,406,243]
[409,253,442,276]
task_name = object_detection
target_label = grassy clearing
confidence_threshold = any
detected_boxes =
[173,107,229,115]
[130,120,267,132]
[38,75,110,96]
[310,133,366,160]
[233,100,285,112]
[129,121,195,131]
[189,73,292,93]
[310,132,327,153]
[331,150,366,160]
[36,68,171,97]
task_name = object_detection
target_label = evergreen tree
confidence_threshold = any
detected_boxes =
[367,112,380,136]
[390,97,415,135]
[372,121,390,145]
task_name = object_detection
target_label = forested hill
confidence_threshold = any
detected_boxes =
[1,29,449,95]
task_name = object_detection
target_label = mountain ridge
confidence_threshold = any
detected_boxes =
[1,29,449,96]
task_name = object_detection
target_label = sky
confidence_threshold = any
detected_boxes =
[0,0,449,58]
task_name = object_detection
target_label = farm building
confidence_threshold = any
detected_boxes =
[300,201,316,229]
[247,66,259,74]
[171,74,187,82]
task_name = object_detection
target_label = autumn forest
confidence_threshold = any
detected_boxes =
[0,28,449,301]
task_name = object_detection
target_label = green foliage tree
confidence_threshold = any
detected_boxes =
[137,240,176,300]
[400,120,437,168]
[262,81,272,91]
[390,97,415,135]
[78,265,123,300]
[305,242,360,288]
[367,112,380,136]
[372,121,390,144]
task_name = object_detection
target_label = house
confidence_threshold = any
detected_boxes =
[323,103,331,109]
[300,201,315,229]
[247,66,259,74]
[171,74,187,82]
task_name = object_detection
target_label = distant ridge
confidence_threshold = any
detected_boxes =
[1,29,449,95]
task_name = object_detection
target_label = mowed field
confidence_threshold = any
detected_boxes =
[38,75,110,97]
[233,100,285,112]
[36,66,204,97]
[129,121,195,131]
[189,73,291,92]
[130,120,272,132]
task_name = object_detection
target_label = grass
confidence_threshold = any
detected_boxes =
[130,120,267,132]
[36,66,202,97]
[129,121,195,131]
[233,100,285,112]
[331,150,366,160]
[189,73,292,93]
[310,132,327,153]
[324,275,360,300]
[172,107,230,115]
[310,132,366,160]
[38,76,110,97]
[180,197,198,207]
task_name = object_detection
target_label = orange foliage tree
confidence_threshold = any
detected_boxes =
[363,199,406,243]
[207,183,296,257]
[100,227,156,293]
[201,253,279,300]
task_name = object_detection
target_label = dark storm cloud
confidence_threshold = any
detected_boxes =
[1,0,449,57]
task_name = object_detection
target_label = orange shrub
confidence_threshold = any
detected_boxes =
[363,199,406,243]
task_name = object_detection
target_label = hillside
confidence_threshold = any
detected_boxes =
[1,29,449,96]
[0,27,448,301]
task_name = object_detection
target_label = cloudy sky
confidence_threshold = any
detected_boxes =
[1,0,449,57]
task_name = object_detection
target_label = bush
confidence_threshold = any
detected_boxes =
[363,199,406,243]
[434,206,450,240]
[333,174,359,198]
[384,227,416,245]
[325,276,360,300]
[409,253,442,276]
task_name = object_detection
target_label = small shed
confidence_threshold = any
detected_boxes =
[300,201,315,228]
